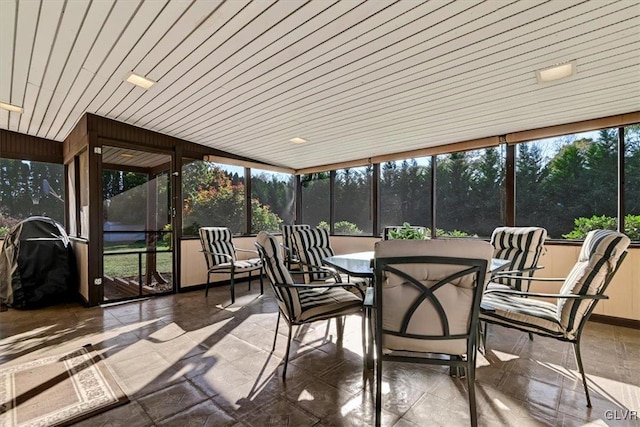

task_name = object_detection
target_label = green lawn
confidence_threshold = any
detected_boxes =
[103,242,172,278]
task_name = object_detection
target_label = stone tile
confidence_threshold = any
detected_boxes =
[283,376,355,419]
[242,397,319,427]
[73,400,154,427]
[498,372,562,411]
[158,399,237,427]
[2,291,639,427]
[137,380,208,422]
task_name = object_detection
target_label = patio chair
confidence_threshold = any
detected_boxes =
[255,231,365,379]
[483,226,547,343]
[480,229,630,408]
[371,239,493,427]
[281,224,310,270]
[489,226,547,292]
[198,227,263,304]
[292,227,368,289]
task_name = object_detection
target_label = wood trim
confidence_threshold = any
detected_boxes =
[296,136,500,174]
[1,129,63,163]
[506,111,640,144]
[203,155,294,174]
[88,131,103,306]
[590,314,640,329]
[506,144,515,226]
[294,112,639,175]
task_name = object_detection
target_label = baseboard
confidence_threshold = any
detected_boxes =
[590,314,640,329]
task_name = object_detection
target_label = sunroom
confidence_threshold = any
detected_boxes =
[0,1,639,426]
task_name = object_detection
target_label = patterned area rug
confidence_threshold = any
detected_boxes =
[0,344,128,427]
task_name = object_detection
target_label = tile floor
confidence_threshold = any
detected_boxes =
[1,285,638,426]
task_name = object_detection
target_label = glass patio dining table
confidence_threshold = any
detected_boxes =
[323,251,511,279]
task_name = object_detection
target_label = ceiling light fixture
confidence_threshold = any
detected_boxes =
[536,61,575,83]
[120,153,135,158]
[124,72,156,89]
[0,102,24,114]
[290,137,307,144]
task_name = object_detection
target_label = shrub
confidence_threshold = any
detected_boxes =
[564,214,640,241]
[316,220,362,235]
[388,223,427,240]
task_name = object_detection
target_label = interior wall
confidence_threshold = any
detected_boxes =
[181,236,281,289]
[71,239,89,304]
[177,234,640,320]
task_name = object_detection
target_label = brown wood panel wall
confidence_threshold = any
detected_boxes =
[0,129,63,163]
[86,114,257,162]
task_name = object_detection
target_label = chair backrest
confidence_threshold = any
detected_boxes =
[292,227,334,283]
[557,230,630,338]
[255,232,301,320]
[383,225,428,240]
[199,227,236,268]
[281,224,311,261]
[375,239,493,356]
[490,226,547,290]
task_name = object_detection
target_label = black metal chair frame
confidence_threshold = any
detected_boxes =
[371,255,489,427]
[481,250,627,408]
[200,246,264,304]
[256,241,366,380]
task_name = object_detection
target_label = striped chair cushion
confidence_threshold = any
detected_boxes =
[558,230,630,339]
[297,286,362,322]
[199,227,236,267]
[256,232,300,319]
[490,227,547,290]
[293,228,335,283]
[281,224,311,262]
[480,288,564,338]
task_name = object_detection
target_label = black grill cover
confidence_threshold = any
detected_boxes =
[0,216,77,309]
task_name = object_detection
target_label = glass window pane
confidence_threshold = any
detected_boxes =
[516,129,618,239]
[0,158,64,238]
[182,159,246,236]
[436,147,505,238]
[380,158,432,235]
[624,124,640,241]
[300,173,330,229]
[250,169,294,233]
[334,166,373,235]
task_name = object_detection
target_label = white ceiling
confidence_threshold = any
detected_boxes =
[1,0,639,170]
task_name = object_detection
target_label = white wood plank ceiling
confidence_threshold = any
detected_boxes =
[1,0,639,170]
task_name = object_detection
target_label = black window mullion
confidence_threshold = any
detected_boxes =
[618,126,625,234]
[430,155,437,239]
[329,170,336,234]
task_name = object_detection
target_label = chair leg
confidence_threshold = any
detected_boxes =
[230,268,235,304]
[282,323,293,380]
[259,266,264,295]
[467,349,478,427]
[528,332,534,341]
[573,341,592,407]
[248,270,252,291]
[205,273,211,297]
[336,316,345,342]
[272,312,281,352]
[375,352,383,427]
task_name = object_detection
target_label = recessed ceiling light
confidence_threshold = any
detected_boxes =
[0,102,24,114]
[120,153,135,158]
[290,137,307,144]
[536,61,575,83]
[124,72,156,89]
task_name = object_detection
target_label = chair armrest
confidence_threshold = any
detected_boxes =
[273,282,365,299]
[491,275,565,282]
[235,247,259,256]
[200,250,233,262]
[298,261,342,282]
[493,266,544,276]
[364,287,375,307]
[485,288,609,300]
